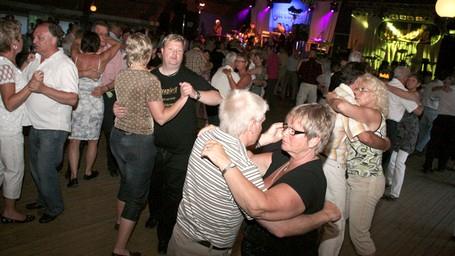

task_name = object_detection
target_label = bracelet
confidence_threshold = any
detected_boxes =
[221,162,236,177]
[195,90,201,101]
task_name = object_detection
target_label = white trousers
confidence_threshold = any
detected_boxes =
[296,82,317,105]
[0,133,25,199]
[386,150,409,197]
[319,158,347,256]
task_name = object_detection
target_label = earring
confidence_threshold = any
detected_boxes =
[12,45,18,50]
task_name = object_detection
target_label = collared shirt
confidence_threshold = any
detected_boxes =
[185,47,209,76]
[434,85,455,116]
[421,80,442,110]
[210,65,240,98]
[176,128,266,248]
[387,78,418,122]
[99,44,126,88]
[323,83,367,167]
[23,50,78,132]
[0,56,29,135]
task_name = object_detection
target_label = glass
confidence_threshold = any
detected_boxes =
[354,87,370,93]
[283,123,306,136]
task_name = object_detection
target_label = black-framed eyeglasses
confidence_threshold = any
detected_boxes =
[283,123,307,136]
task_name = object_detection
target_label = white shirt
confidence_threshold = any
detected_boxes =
[23,50,78,132]
[434,85,455,116]
[387,78,418,122]
[0,56,29,135]
[210,65,240,99]
[421,80,442,110]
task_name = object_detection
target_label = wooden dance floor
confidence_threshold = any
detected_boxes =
[0,98,454,256]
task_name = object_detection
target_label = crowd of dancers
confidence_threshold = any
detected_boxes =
[1,15,454,256]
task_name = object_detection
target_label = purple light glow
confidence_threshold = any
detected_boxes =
[258,6,271,21]
[330,9,334,13]
[314,11,334,42]
[249,5,252,8]
[236,7,251,21]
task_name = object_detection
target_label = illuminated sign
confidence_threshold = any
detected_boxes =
[269,0,310,31]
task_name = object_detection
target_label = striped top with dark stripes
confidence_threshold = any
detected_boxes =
[176,127,266,248]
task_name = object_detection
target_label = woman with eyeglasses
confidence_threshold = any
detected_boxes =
[326,73,389,256]
[222,52,252,90]
[202,103,335,255]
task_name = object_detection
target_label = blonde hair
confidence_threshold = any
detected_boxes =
[0,19,21,53]
[219,90,269,137]
[161,34,186,49]
[125,33,152,67]
[286,103,335,154]
[354,73,389,117]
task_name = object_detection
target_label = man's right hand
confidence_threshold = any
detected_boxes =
[113,101,127,118]
[322,201,341,222]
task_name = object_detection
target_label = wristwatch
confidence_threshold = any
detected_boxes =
[221,162,237,177]
[195,90,201,101]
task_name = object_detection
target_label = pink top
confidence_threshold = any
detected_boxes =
[266,52,279,80]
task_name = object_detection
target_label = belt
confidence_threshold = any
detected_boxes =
[197,241,231,251]
[114,127,133,135]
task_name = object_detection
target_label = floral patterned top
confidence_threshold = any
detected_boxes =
[346,115,386,177]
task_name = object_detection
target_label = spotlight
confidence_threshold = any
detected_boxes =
[89,1,97,12]
[249,5,253,8]
[307,5,314,12]
[330,1,338,13]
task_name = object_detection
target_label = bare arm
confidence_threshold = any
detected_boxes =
[0,71,43,111]
[189,88,222,106]
[387,85,420,102]
[201,140,305,220]
[258,201,341,237]
[358,132,390,151]
[224,69,252,90]
[148,96,188,126]
[30,80,78,107]
[326,93,381,130]
[249,152,273,176]
[99,37,122,68]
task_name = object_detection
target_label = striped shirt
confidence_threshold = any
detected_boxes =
[176,128,266,248]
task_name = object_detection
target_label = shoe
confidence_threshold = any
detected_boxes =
[25,202,43,210]
[382,195,398,201]
[83,171,99,180]
[112,251,141,256]
[39,213,58,223]
[145,216,158,229]
[67,178,78,188]
[0,214,35,224]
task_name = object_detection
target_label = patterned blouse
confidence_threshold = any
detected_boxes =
[346,115,386,177]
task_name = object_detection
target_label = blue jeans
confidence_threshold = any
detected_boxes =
[110,127,156,221]
[415,107,438,152]
[29,128,68,216]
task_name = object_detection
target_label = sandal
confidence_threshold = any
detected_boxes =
[1,214,35,224]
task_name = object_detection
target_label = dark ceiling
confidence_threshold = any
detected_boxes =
[2,0,441,22]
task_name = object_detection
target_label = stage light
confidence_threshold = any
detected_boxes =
[330,1,338,13]
[307,5,315,12]
[89,1,97,12]
[435,0,455,18]
[249,5,253,8]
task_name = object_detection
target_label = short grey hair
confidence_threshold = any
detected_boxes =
[286,103,335,154]
[223,51,237,66]
[393,66,410,80]
[219,90,269,137]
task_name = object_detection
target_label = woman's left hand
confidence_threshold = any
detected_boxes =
[259,122,284,146]
[201,140,231,171]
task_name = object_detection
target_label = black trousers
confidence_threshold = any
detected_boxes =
[153,147,190,247]
[423,115,455,170]
[102,93,119,172]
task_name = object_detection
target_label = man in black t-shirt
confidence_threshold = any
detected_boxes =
[149,34,222,254]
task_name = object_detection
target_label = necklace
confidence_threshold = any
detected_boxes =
[266,161,291,187]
